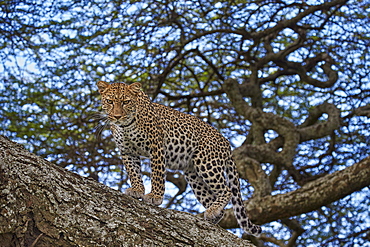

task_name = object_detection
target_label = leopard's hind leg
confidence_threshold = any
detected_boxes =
[184,167,226,223]
[191,156,232,224]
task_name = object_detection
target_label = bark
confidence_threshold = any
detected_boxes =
[0,135,254,247]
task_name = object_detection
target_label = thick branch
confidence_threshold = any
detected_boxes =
[220,155,370,228]
[351,104,370,118]
[233,155,272,197]
[224,78,302,181]
[299,102,341,141]
[223,79,343,185]
[271,53,338,88]
[0,135,254,247]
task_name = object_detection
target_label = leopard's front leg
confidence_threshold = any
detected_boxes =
[142,144,166,206]
[121,155,145,199]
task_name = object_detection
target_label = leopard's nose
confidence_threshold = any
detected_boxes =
[113,115,121,120]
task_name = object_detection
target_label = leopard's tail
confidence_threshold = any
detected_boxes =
[226,158,262,236]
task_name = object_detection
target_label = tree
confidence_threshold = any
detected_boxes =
[1,0,369,245]
[0,135,255,246]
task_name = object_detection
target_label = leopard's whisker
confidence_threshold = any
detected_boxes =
[90,112,110,141]
[88,112,108,122]
[94,122,107,141]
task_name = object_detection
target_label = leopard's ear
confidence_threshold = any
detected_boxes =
[96,81,110,94]
[128,82,142,95]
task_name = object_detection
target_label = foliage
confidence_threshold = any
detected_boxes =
[1,0,369,245]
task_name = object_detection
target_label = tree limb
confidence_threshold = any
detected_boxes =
[298,102,341,141]
[223,78,344,185]
[0,135,254,247]
[219,155,370,228]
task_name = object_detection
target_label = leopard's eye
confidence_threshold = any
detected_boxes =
[122,100,131,105]
[105,99,113,104]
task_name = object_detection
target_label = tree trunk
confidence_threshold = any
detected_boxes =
[0,136,254,247]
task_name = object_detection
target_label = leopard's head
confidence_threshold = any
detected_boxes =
[96,81,141,126]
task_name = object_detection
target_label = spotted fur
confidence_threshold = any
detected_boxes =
[96,81,261,236]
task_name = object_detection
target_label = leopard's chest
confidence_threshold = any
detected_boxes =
[112,125,151,157]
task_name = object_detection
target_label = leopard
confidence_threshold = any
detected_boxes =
[96,81,261,236]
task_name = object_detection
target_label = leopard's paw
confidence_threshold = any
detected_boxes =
[204,208,224,224]
[125,187,144,199]
[142,192,163,206]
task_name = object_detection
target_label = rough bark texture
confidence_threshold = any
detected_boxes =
[0,135,254,247]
